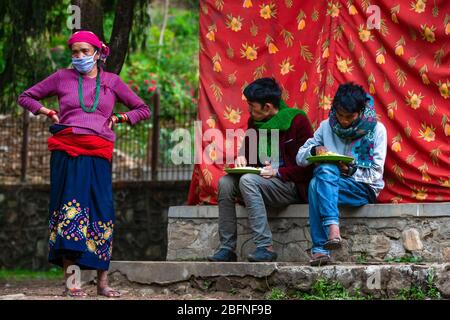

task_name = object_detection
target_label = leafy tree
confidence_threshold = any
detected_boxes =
[0,0,152,111]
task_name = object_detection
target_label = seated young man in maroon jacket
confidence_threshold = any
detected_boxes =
[208,78,314,262]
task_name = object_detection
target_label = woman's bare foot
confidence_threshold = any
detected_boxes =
[97,286,122,298]
[97,270,121,298]
[63,259,87,297]
[64,288,88,297]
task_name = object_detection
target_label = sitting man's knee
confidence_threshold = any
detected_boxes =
[239,173,260,189]
[308,177,318,192]
[218,175,232,187]
[218,175,236,194]
[313,163,340,177]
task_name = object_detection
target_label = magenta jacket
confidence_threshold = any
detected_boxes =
[18,68,150,142]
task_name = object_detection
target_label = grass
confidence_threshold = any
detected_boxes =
[0,268,63,281]
[268,273,442,300]
[385,255,423,264]
[202,280,212,290]
[266,279,371,300]
[228,288,238,295]
[294,278,369,300]
[395,270,441,300]
[356,252,368,264]
[266,288,287,300]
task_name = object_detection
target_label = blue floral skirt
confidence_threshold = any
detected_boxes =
[48,150,114,270]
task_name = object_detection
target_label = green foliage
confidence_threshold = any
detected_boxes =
[229,288,238,295]
[396,269,441,300]
[293,278,368,300]
[266,288,287,300]
[203,280,212,290]
[116,5,199,162]
[1,2,199,166]
[396,286,426,300]
[424,269,442,299]
[385,254,423,263]
[121,6,199,120]
[0,0,71,110]
[0,268,63,281]
[356,252,368,264]
[1,0,194,118]
[266,279,370,300]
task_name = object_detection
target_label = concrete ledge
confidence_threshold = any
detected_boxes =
[169,203,450,219]
[83,261,450,298]
[107,261,280,284]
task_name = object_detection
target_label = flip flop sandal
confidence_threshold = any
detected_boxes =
[64,288,88,297]
[309,254,331,267]
[323,237,342,250]
[97,287,122,298]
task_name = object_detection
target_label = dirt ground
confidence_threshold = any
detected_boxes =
[0,278,257,300]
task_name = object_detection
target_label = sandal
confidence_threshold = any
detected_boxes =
[97,287,122,298]
[64,288,88,297]
[323,237,342,250]
[309,254,331,267]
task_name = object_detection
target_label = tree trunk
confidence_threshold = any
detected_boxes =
[157,0,170,62]
[105,0,137,75]
[72,0,105,41]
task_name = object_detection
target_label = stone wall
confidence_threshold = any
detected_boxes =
[0,181,190,270]
[86,261,450,299]
[167,204,450,263]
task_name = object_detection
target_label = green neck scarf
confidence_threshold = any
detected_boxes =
[253,100,305,160]
[253,100,305,131]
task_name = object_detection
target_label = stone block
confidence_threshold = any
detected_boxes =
[350,235,391,259]
[385,240,406,260]
[442,247,450,262]
[435,264,450,298]
[402,228,423,251]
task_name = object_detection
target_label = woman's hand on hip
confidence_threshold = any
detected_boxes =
[39,107,59,123]
[49,113,60,123]
[108,115,118,129]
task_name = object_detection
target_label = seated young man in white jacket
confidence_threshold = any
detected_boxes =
[296,83,387,266]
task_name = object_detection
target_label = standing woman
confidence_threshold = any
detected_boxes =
[17,31,150,297]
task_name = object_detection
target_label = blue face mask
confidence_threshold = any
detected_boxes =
[72,50,97,74]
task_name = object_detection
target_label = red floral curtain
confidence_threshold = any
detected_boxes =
[188,0,450,204]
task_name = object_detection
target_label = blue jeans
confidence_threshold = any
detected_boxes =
[308,164,371,255]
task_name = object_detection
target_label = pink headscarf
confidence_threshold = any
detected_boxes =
[67,30,110,61]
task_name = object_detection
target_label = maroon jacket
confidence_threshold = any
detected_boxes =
[239,113,314,202]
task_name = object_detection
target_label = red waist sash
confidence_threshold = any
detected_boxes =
[48,127,113,161]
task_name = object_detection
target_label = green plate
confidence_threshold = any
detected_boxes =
[306,154,354,164]
[224,167,262,174]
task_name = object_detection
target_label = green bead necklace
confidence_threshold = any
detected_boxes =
[78,71,101,113]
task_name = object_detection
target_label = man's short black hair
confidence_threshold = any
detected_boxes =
[243,77,282,108]
[332,82,369,113]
